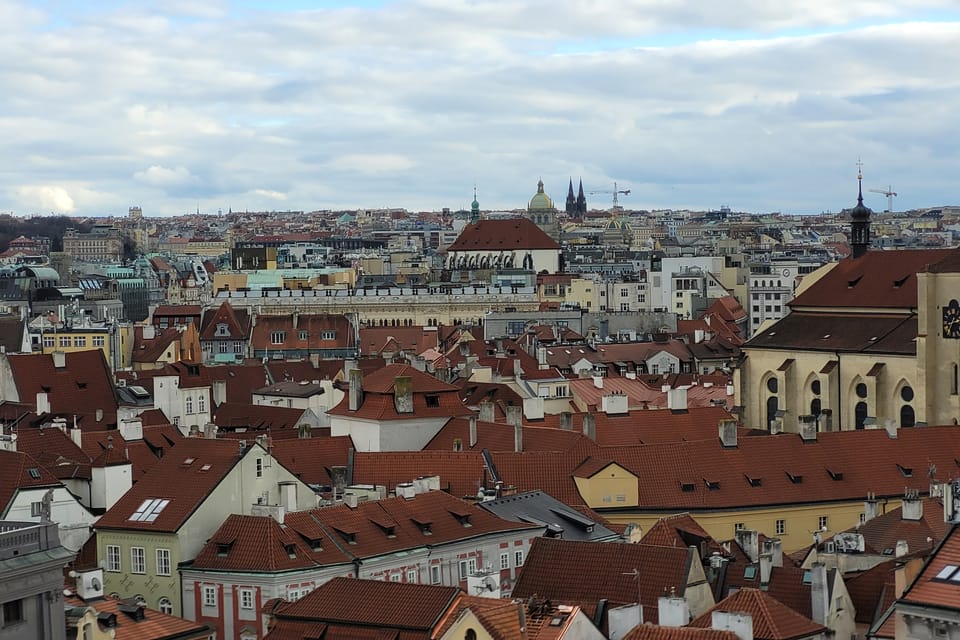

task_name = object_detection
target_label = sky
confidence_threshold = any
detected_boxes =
[2,1,960,217]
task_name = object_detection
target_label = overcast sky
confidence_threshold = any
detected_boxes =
[2,1,959,217]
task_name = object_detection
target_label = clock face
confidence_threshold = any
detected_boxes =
[943,300,960,339]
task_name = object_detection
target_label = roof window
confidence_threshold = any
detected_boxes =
[129,498,170,522]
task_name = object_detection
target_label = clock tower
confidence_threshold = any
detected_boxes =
[850,162,872,259]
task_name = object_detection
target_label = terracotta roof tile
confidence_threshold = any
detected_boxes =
[213,402,310,432]
[250,313,354,352]
[688,588,826,640]
[898,523,960,612]
[447,218,560,251]
[623,626,738,640]
[268,436,353,486]
[65,594,211,639]
[199,300,251,340]
[8,350,118,427]
[512,538,694,624]
[0,449,63,512]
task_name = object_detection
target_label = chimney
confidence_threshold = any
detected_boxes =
[810,563,829,625]
[759,552,772,586]
[203,422,218,439]
[513,421,523,453]
[559,411,573,431]
[458,340,470,357]
[817,408,833,432]
[592,375,603,389]
[478,400,494,423]
[212,379,227,407]
[52,351,66,369]
[0,433,17,453]
[762,538,783,567]
[799,414,817,442]
[70,424,82,448]
[506,404,522,431]
[393,376,414,414]
[863,492,879,523]
[712,611,753,640]
[119,417,143,442]
[895,540,909,557]
[537,346,548,370]
[601,392,629,416]
[142,324,156,340]
[667,387,688,411]
[396,482,416,499]
[657,594,689,627]
[495,339,504,358]
[349,368,364,411]
[902,489,923,521]
[36,392,51,415]
[718,418,737,448]
[582,412,596,441]
[523,397,544,421]
[735,528,759,563]
[513,358,522,379]
[309,352,320,368]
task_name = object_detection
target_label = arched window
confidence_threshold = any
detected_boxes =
[766,377,778,393]
[855,383,868,399]
[158,597,173,615]
[811,380,821,395]
[465,630,477,640]
[900,386,914,402]
[900,405,916,428]
[855,401,868,430]
[810,398,822,417]
[766,396,779,431]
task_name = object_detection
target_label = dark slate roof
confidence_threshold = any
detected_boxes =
[478,490,619,541]
[746,313,917,354]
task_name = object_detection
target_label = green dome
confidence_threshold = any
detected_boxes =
[528,179,554,210]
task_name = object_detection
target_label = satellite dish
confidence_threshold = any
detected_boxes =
[91,577,102,591]
[483,576,497,592]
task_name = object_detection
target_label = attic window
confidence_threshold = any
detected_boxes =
[41,385,51,393]
[199,464,212,473]
[412,518,433,535]
[893,275,909,288]
[129,498,170,522]
[680,481,696,492]
[308,538,323,552]
[934,565,960,582]
[452,513,472,527]
[802,569,813,584]
[897,464,913,478]
[745,474,762,487]
[77,381,87,389]
[847,275,863,288]
[285,543,297,559]
[786,471,803,484]
[334,529,356,545]
[28,468,41,479]
[826,467,844,481]
[216,542,232,557]
[704,478,720,491]
[743,565,757,580]
[182,457,195,466]
[425,395,440,408]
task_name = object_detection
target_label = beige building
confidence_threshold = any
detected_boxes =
[737,247,960,432]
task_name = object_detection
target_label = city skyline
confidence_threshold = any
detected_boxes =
[2,1,960,216]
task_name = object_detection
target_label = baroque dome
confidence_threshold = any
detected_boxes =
[528,179,555,211]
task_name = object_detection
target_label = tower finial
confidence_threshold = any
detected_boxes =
[856,158,864,204]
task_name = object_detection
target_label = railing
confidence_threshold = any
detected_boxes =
[0,521,61,560]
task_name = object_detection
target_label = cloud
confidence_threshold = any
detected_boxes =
[12,185,76,213]
[0,1,958,215]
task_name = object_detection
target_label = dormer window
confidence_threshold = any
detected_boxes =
[285,543,297,559]
[271,331,286,345]
[215,323,229,337]
[425,395,440,408]
[216,542,232,557]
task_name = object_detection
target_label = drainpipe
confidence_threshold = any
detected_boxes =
[834,351,842,431]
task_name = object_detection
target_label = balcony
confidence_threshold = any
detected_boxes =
[0,521,61,560]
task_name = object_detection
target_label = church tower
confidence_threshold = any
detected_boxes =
[850,162,872,259]
[565,178,577,217]
[576,179,587,218]
[470,186,480,225]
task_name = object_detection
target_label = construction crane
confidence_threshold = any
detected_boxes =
[868,185,897,213]
[588,181,631,211]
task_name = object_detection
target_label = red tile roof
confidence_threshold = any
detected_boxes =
[95,438,245,532]
[8,350,118,427]
[191,513,352,572]
[250,314,354,351]
[359,326,439,357]
[898,523,960,613]
[65,594,211,639]
[328,364,470,421]
[423,417,591,452]
[212,402,311,432]
[688,588,826,640]
[844,559,897,625]
[199,301,251,340]
[623,626,737,640]
[268,576,461,637]
[269,436,354,486]
[447,218,560,251]
[831,498,947,557]
[0,449,63,513]
[512,538,694,624]
[789,248,958,310]
[13,425,92,481]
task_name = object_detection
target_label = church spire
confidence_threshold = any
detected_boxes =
[576,178,587,217]
[850,158,872,259]
[565,178,577,216]
[470,185,480,225]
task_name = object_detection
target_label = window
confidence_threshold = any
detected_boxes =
[158,597,173,615]
[390,573,401,582]
[500,552,509,570]
[515,550,524,567]
[106,545,121,572]
[234,341,244,354]
[239,588,254,610]
[271,331,286,344]
[203,585,216,608]
[256,458,263,478]
[775,519,786,535]
[93,336,105,347]
[156,549,171,576]
[298,330,309,341]
[900,386,914,402]
[430,565,441,584]
[131,547,146,574]
[185,396,194,414]
[406,569,418,583]
[30,502,42,517]
[766,378,778,393]
[42,336,55,348]
[73,336,87,347]
[818,516,828,531]
[620,303,630,311]
[218,341,229,353]
[59,336,70,347]
[459,560,468,581]
[2,599,23,627]
[321,330,336,340]
[734,522,745,533]
[198,395,206,413]
[468,558,477,575]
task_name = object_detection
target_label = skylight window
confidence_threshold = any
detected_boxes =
[129,498,170,522]
[28,468,41,479]
[935,565,959,580]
